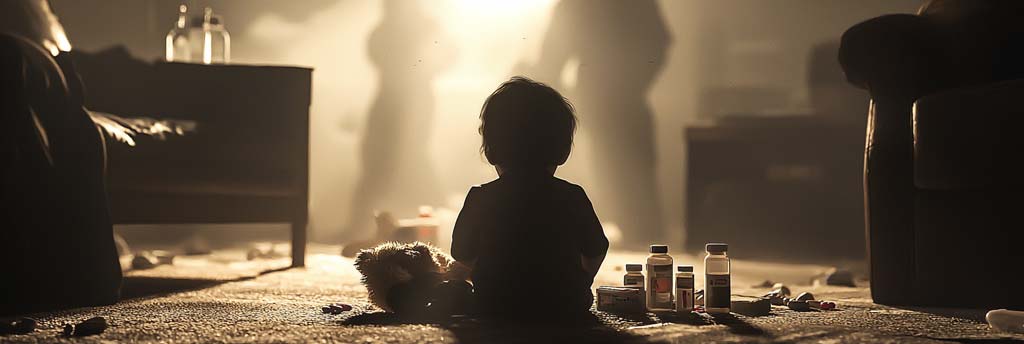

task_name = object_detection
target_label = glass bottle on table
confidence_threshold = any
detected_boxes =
[202,8,230,64]
[185,7,231,64]
[186,9,206,62]
[165,4,190,62]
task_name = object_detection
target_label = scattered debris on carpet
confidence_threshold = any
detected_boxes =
[322,303,354,314]
[987,309,1024,334]
[810,267,857,287]
[131,250,175,270]
[0,317,36,335]
[730,297,771,316]
[63,316,108,337]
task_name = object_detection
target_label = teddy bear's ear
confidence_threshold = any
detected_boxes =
[354,249,376,273]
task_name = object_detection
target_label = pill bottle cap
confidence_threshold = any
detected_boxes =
[677,265,693,272]
[650,245,668,254]
[625,264,643,271]
[705,243,728,253]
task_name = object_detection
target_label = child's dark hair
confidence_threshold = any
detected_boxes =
[479,76,577,167]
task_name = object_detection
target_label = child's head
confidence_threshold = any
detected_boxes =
[478,76,577,169]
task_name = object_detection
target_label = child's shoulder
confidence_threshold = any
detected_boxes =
[471,176,587,197]
[478,175,582,189]
[551,176,579,186]
[464,181,494,199]
[552,176,586,193]
[470,180,497,191]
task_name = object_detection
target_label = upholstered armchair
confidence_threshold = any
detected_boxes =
[840,0,1024,308]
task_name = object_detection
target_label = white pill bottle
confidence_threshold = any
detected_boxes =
[704,243,731,313]
[676,265,695,312]
[623,264,644,288]
[646,245,674,312]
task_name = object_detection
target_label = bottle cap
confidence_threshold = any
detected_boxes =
[705,243,728,253]
[625,264,642,271]
[677,265,693,272]
[649,245,668,254]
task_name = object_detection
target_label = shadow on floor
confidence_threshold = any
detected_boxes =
[710,313,770,337]
[119,276,226,300]
[120,265,292,300]
[896,306,990,323]
[3,269,286,318]
[339,311,408,326]
[339,311,749,341]
[447,321,655,344]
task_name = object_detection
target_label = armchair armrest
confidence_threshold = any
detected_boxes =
[913,79,1024,190]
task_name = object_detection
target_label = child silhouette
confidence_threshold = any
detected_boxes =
[451,77,608,318]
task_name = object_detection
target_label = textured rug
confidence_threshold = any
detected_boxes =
[3,246,1021,343]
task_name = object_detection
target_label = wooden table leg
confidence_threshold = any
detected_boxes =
[291,220,306,267]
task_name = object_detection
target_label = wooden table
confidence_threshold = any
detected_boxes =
[75,58,312,267]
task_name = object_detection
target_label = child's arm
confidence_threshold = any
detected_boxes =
[581,253,605,279]
[450,187,483,279]
[576,186,610,280]
[446,259,474,281]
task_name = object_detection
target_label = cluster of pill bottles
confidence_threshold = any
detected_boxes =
[627,243,731,313]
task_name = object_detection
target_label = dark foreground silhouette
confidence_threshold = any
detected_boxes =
[451,77,609,318]
[352,78,608,321]
[1,29,121,315]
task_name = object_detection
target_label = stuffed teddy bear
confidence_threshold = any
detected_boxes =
[354,241,472,317]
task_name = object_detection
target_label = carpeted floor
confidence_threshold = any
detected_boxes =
[3,246,1021,343]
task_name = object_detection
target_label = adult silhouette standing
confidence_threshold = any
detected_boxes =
[524,0,671,246]
[343,0,452,241]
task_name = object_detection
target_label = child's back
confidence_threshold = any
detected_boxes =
[451,77,608,318]
[452,171,607,316]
